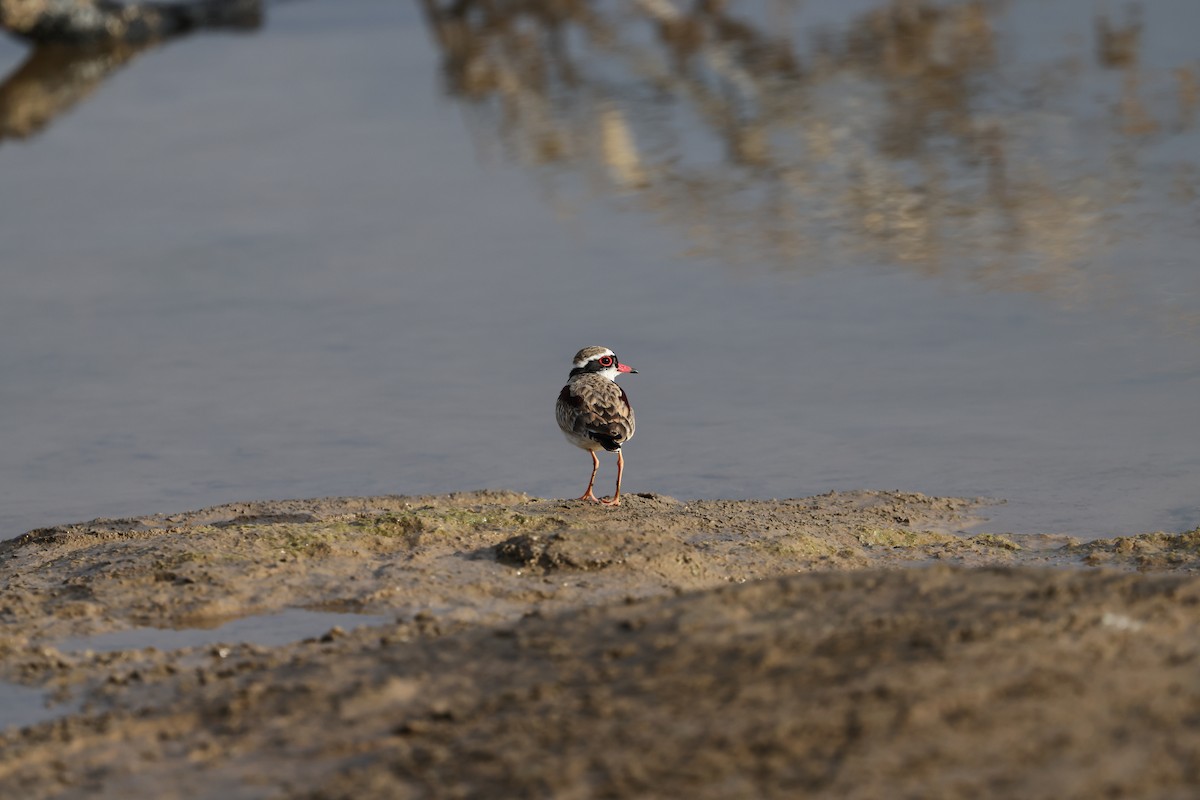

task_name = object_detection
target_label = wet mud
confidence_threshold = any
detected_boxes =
[1,490,1199,797]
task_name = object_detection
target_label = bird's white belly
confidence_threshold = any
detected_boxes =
[561,429,602,451]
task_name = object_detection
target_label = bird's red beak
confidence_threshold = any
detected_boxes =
[617,363,637,374]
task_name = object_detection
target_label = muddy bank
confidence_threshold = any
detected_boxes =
[1,491,1198,797]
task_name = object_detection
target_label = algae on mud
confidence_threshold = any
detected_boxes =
[1,490,1199,798]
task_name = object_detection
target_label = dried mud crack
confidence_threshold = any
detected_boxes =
[1,490,1199,798]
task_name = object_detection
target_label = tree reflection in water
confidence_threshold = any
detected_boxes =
[420,0,1200,324]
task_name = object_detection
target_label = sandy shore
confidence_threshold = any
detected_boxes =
[1,490,1198,797]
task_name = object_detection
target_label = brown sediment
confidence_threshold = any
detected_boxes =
[0,490,1198,797]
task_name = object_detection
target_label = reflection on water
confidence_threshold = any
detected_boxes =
[0,0,261,143]
[423,0,1199,323]
[0,44,142,141]
[0,0,1197,540]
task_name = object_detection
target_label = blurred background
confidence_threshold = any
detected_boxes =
[0,0,1197,539]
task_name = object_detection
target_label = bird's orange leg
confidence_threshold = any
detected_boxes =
[600,450,624,506]
[578,450,601,502]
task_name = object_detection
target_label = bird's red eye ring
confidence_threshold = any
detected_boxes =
[599,356,614,366]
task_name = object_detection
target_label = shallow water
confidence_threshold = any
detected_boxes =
[0,0,1197,539]
[53,609,393,654]
[0,610,389,731]
[0,681,81,731]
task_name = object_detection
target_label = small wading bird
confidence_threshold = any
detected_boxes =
[555,346,638,505]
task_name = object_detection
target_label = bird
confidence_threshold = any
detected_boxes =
[555,346,638,505]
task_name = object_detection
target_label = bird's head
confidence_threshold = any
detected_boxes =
[571,346,637,381]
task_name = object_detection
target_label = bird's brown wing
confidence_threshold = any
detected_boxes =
[559,375,635,451]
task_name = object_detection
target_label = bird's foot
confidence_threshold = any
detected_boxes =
[577,491,602,503]
[599,496,620,506]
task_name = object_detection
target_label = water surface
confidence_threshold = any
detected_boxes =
[54,609,393,654]
[0,681,81,731]
[0,0,1197,538]
[0,610,389,731]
